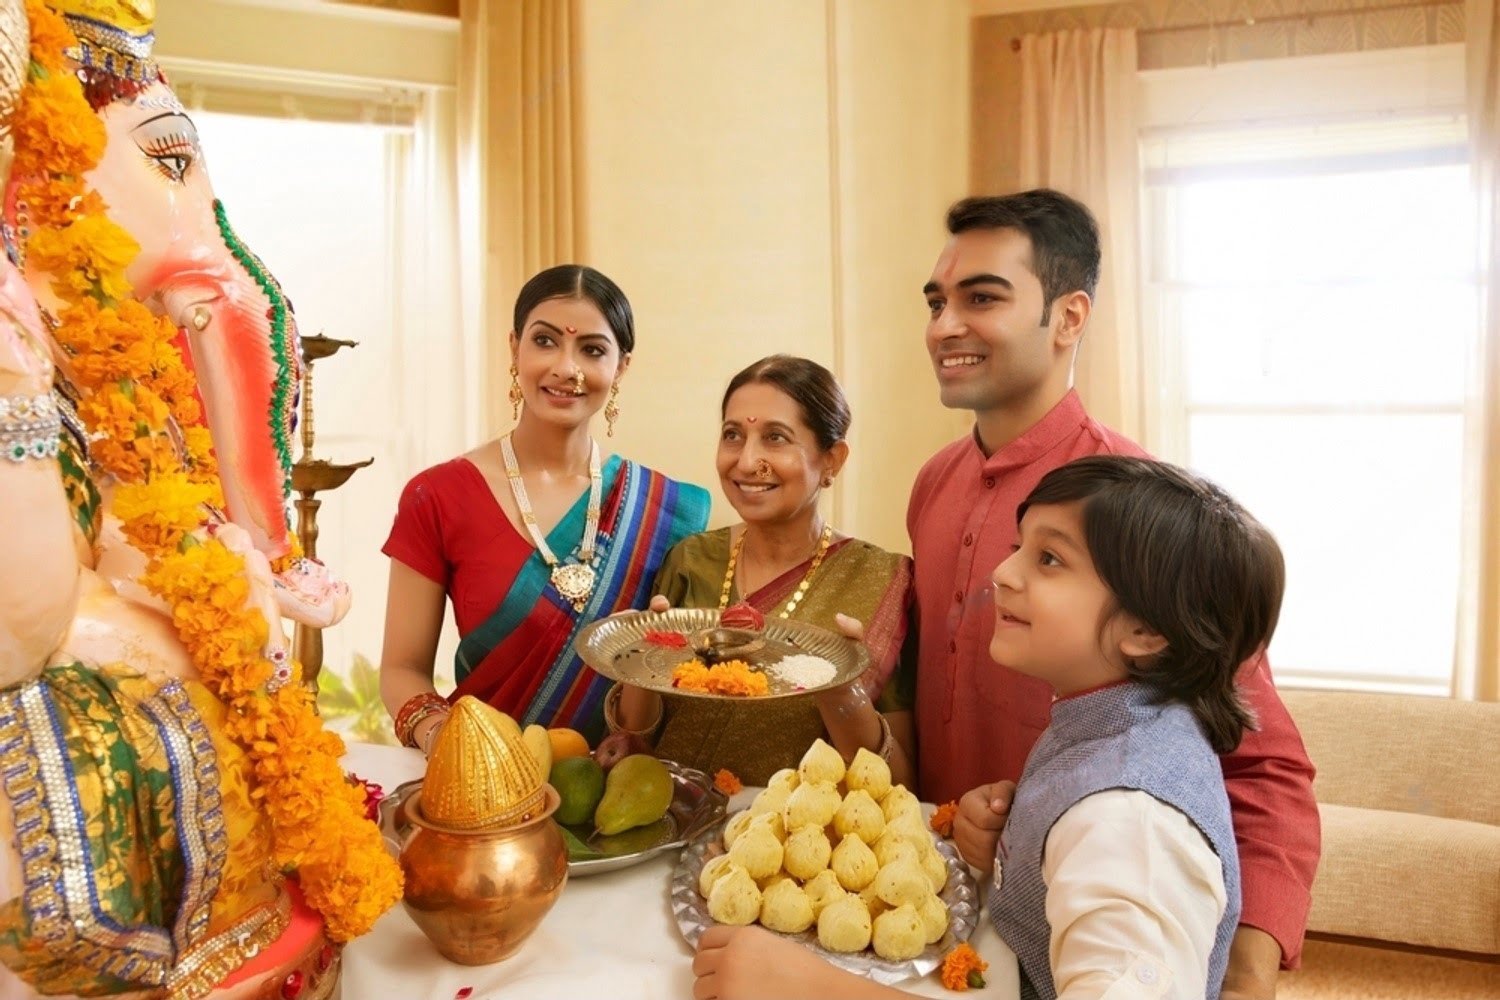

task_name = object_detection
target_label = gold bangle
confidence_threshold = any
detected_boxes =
[604,682,663,736]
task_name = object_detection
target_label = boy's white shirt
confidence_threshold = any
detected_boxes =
[1042,789,1228,1000]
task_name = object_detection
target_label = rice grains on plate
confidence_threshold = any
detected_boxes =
[766,654,838,690]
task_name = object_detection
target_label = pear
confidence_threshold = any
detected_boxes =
[593,754,673,836]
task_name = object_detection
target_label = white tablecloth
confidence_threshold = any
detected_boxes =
[340,742,1019,1000]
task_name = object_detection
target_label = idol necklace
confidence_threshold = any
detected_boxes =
[719,523,833,618]
[501,433,602,613]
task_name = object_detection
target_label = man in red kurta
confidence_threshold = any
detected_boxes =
[912,190,1320,997]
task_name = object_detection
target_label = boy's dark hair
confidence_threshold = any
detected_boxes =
[946,189,1101,324]
[722,355,851,452]
[513,264,635,353]
[1019,456,1284,753]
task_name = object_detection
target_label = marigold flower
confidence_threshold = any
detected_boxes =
[930,800,959,839]
[940,942,988,991]
[713,769,742,796]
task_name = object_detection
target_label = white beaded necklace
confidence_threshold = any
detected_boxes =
[500,433,602,613]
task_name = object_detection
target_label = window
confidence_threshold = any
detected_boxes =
[1142,114,1480,694]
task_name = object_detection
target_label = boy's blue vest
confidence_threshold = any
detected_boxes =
[987,682,1241,999]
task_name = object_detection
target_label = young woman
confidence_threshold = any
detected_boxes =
[379,265,709,752]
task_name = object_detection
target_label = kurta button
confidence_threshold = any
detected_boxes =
[1136,963,1158,985]
[983,476,996,488]
[954,591,963,603]
[948,640,957,653]
[963,533,973,546]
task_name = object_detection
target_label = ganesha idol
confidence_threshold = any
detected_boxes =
[0,2,386,998]
[10,0,350,633]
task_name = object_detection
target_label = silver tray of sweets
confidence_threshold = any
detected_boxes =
[669,817,979,986]
[575,608,867,700]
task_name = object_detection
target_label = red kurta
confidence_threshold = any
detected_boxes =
[908,390,1320,968]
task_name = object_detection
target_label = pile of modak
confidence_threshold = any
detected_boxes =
[695,739,950,962]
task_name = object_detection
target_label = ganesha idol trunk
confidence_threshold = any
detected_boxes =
[395,696,569,965]
[399,785,569,965]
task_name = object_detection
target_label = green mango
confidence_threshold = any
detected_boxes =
[550,756,606,827]
[593,754,673,836]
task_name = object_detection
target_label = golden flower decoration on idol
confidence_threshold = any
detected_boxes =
[422,697,547,830]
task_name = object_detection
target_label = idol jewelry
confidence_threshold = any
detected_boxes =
[605,382,621,437]
[1,393,62,463]
[509,362,523,420]
[718,523,833,619]
[501,432,602,612]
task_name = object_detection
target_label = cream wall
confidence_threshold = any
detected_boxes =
[577,0,970,553]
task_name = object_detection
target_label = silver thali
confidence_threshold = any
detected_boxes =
[575,608,868,700]
[377,759,727,878]
[670,816,980,985]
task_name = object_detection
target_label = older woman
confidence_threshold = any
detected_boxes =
[615,355,913,786]
[379,265,710,753]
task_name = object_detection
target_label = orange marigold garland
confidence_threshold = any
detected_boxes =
[940,942,988,991]
[14,0,400,941]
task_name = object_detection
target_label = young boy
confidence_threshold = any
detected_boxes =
[692,456,1285,1000]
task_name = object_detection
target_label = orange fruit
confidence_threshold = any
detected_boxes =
[547,727,590,760]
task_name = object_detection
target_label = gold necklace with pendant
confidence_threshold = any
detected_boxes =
[719,523,834,618]
[500,433,602,613]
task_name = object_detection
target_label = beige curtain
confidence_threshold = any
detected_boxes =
[1017,28,1146,444]
[1469,0,1500,700]
[458,0,585,435]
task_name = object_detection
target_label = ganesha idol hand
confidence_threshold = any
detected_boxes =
[210,521,294,659]
[0,277,51,397]
[272,557,352,629]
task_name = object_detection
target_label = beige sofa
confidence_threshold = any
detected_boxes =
[1280,689,1500,958]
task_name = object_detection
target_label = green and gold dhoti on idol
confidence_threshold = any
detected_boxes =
[0,664,286,997]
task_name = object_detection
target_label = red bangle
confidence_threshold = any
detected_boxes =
[395,692,450,748]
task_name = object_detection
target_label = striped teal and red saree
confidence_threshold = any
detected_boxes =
[451,456,709,742]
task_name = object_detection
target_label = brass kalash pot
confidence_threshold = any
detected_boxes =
[397,697,568,965]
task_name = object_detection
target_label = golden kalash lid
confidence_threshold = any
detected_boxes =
[420,697,547,830]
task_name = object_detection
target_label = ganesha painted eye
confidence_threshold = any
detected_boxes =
[131,112,202,185]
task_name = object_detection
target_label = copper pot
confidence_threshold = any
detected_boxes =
[398,784,568,965]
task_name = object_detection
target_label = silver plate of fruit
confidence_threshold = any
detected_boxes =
[575,608,868,700]
[560,756,728,876]
[377,751,728,879]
